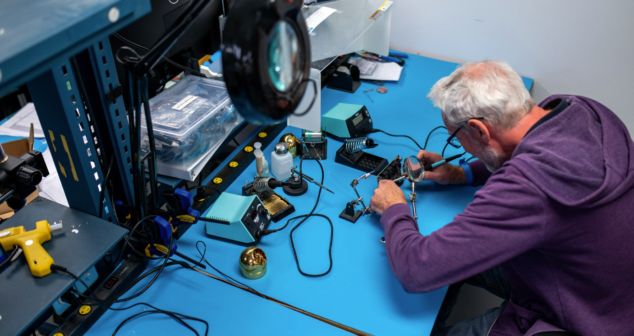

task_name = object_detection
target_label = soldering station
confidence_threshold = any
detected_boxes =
[0,0,472,335]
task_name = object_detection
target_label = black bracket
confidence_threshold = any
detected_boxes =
[339,200,362,223]
[105,84,123,104]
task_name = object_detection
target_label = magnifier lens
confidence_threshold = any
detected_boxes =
[404,156,424,182]
[267,20,299,92]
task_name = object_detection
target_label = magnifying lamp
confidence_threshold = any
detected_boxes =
[222,0,312,124]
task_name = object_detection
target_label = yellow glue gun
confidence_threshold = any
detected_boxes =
[0,220,63,277]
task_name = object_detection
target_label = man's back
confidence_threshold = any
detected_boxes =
[492,95,634,335]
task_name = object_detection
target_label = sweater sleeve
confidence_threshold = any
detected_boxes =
[468,160,493,186]
[379,165,547,293]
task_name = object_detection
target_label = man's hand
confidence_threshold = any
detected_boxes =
[370,180,407,215]
[417,150,467,185]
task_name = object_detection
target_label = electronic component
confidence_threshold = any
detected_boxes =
[301,130,327,160]
[243,178,296,223]
[322,103,373,139]
[377,155,404,186]
[344,137,377,153]
[335,143,388,175]
[203,193,272,244]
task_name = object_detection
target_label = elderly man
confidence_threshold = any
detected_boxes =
[370,60,634,336]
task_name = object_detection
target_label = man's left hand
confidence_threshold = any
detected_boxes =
[370,180,407,215]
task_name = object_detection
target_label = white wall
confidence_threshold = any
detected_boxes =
[389,0,634,134]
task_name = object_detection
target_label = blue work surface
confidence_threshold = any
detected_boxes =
[87,52,533,335]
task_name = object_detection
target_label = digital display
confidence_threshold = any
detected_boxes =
[351,113,365,126]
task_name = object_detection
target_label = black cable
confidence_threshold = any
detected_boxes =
[258,154,333,277]
[291,79,318,116]
[53,236,174,305]
[441,142,450,157]
[112,33,206,78]
[110,302,209,336]
[362,126,448,152]
[0,246,19,269]
[377,129,423,150]
[194,241,258,293]
[115,215,157,265]
[290,213,333,277]
[466,156,477,163]
[422,126,447,150]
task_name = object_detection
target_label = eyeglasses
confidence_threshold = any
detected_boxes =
[446,117,485,148]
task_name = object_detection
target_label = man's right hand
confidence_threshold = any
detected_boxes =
[416,150,467,185]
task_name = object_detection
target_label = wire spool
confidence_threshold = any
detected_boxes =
[345,138,375,153]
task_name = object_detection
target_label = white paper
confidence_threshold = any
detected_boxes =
[306,7,337,34]
[348,57,378,75]
[0,103,44,138]
[359,62,402,81]
[37,149,69,207]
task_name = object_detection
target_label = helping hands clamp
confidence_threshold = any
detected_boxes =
[339,171,374,223]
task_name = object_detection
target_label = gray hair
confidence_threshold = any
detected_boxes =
[427,60,534,131]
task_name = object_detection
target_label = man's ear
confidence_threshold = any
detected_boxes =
[467,119,491,144]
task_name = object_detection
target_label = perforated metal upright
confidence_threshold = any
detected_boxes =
[28,63,115,221]
[0,0,155,221]
[77,38,135,205]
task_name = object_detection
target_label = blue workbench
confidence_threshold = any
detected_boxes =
[86,52,533,335]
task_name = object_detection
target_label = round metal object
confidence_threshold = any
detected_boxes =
[258,132,268,138]
[377,87,388,94]
[279,133,300,158]
[244,146,254,153]
[275,142,289,154]
[239,247,267,279]
[213,177,223,184]
[229,161,239,168]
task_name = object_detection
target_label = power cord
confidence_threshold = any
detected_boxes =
[362,126,447,151]
[51,236,174,305]
[110,302,209,336]
[256,154,333,277]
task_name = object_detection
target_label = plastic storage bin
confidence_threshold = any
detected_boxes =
[140,76,243,180]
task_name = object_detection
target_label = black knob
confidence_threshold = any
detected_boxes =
[16,165,42,186]
[259,206,268,216]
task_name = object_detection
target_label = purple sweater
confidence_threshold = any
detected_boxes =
[381,95,634,336]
